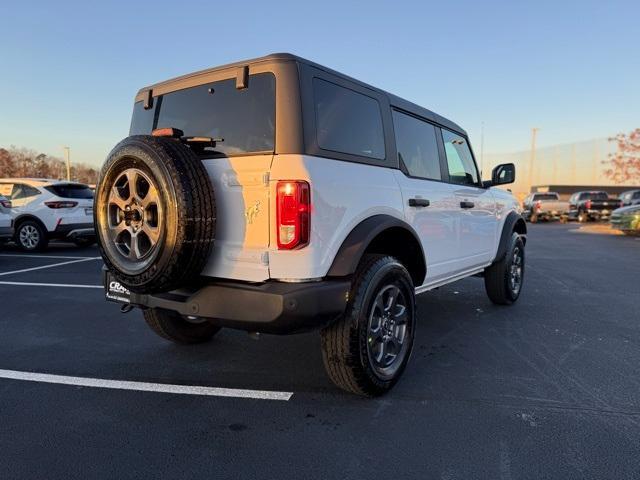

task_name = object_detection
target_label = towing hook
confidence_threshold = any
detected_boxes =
[120,304,135,314]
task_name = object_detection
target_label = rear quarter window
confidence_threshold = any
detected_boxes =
[312,78,385,160]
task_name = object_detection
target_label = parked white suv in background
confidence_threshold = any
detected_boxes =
[0,195,13,245]
[0,179,95,251]
[96,54,527,396]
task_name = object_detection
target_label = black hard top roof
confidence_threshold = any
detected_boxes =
[138,53,466,136]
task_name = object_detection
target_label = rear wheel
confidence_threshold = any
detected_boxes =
[320,255,416,396]
[143,308,221,344]
[73,237,96,248]
[15,220,48,251]
[484,233,525,305]
[578,210,589,223]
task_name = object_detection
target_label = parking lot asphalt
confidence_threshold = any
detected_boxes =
[0,224,638,479]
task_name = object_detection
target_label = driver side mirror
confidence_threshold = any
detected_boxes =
[484,163,515,187]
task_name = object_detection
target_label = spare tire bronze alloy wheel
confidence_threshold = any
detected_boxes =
[106,168,163,273]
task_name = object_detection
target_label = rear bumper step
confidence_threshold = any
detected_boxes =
[104,270,350,335]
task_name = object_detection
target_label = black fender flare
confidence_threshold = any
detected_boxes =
[327,214,426,281]
[492,211,527,263]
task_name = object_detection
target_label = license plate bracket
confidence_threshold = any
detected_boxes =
[105,272,131,304]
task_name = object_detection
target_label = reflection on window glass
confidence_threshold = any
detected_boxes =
[442,130,479,185]
[313,78,385,160]
[392,111,441,180]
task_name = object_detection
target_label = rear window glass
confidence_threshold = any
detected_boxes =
[313,78,385,160]
[533,193,559,201]
[130,73,276,157]
[46,184,94,199]
[580,192,608,200]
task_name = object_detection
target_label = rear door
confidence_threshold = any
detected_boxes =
[391,110,460,285]
[135,71,277,281]
[440,129,497,271]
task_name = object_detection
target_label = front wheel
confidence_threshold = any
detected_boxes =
[143,308,221,344]
[320,255,416,396]
[484,233,525,305]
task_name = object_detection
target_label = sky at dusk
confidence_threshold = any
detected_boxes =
[0,0,638,168]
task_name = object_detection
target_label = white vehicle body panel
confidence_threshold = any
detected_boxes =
[197,154,520,291]
[200,155,273,282]
[268,154,405,281]
[0,179,94,233]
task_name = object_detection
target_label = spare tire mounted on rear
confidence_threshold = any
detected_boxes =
[95,135,216,293]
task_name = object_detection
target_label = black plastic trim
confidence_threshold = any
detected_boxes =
[492,212,527,263]
[327,215,426,282]
[104,270,350,335]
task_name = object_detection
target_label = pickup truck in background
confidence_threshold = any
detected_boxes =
[522,192,570,222]
[568,191,622,223]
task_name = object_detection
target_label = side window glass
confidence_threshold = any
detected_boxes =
[23,185,41,198]
[392,110,441,180]
[313,78,385,160]
[442,130,479,186]
[11,184,26,200]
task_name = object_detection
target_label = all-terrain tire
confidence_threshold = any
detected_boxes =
[143,308,221,344]
[15,219,49,252]
[320,254,416,397]
[95,135,216,293]
[484,232,525,305]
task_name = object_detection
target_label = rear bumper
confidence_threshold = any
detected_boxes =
[52,222,95,240]
[103,270,351,335]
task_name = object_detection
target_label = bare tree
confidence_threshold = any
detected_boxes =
[603,128,640,184]
[0,146,99,184]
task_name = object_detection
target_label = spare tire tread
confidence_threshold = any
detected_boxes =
[96,135,216,293]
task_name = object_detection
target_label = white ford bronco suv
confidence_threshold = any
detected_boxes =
[96,54,526,396]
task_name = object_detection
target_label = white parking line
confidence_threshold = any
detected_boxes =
[0,281,102,289]
[0,257,101,277]
[0,369,293,401]
[0,254,100,260]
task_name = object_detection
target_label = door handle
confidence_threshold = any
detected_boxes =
[460,201,475,209]
[408,198,430,207]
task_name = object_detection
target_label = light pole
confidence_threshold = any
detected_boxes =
[528,128,539,192]
[480,121,485,178]
[63,146,71,181]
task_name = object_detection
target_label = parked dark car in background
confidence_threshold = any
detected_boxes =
[568,191,622,223]
[619,189,640,207]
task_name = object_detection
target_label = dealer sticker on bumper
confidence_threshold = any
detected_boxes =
[105,277,131,303]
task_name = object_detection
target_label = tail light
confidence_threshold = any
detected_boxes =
[0,199,11,208]
[585,200,592,209]
[535,200,541,211]
[45,201,78,209]
[276,180,310,250]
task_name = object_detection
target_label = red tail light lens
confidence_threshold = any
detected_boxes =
[0,199,11,208]
[585,200,592,209]
[535,200,541,211]
[276,181,310,250]
[45,201,78,209]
